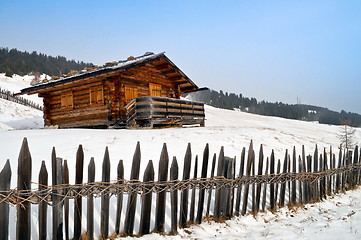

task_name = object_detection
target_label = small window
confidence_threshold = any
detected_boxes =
[125,85,138,104]
[90,86,104,105]
[149,83,162,97]
[61,91,73,109]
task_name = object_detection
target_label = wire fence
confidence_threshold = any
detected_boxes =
[0,138,360,239]
[0,87,43,110]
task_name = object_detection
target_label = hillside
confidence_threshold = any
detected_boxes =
[0,75,360,239]
[186,89,361,127]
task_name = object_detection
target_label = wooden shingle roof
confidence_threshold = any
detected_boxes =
[19,52,200,95]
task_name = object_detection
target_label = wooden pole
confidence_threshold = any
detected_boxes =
[170,157,179,234]
[235,147,246,215]
[87,158,95,240]
[206,154,216,217]
[101,147,111,239]
[241,141,254,215]
[155,143,169,233]
[0,160,11,240]
[269,150,275,210]
[255,145,264,212]
[63,160,69,240]
[124,142,141,236]
[74,145,84,240]
[196,144,209,224]
[262,158,269,211]
[38,161,48,240]
[53,157,63,240]
[115,160,124,235]
[139,160,155,235]
[279,150,288,207]
[180,143,192,228]
[16,138,32,240]
[189,156,198,223]
[291,147,297,205]
[214,146,225,218]
[298,156,303,205]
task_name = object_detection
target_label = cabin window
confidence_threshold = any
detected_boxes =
[90,86,104,105]
[61,91,73,109]
[125,85,138,104]
[149,83,162,97]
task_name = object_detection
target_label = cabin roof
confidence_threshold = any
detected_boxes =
[18,52,200,95]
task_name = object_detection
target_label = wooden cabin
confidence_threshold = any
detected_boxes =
[19,52,205,128]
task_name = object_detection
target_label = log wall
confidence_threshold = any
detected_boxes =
[40,63,183,128]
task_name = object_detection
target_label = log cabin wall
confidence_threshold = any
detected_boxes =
[40,79,110,127]
[114,63,181,120]
[21,53,199,128]
[40,62,182,128]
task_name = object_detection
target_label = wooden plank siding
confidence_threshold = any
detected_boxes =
[21,53,202,128]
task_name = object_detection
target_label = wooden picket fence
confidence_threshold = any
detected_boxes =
[0,138,361,240]
[0,87,43,111]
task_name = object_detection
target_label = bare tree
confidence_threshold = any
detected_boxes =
[337,120,357,151]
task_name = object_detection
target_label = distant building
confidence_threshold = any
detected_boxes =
[19,52,205,128]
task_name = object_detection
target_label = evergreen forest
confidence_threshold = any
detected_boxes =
[0,47,93,77]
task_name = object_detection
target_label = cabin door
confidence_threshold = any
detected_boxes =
[125,85,138,104]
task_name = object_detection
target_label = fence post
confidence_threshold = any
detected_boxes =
[214,146,225,219]
[139,160,155,235]
[290,147,296,205]
[189,156,198,223]
[63,160,69,240]
[262,158,269,211]
[54,158,63,240]
[179,143,192,228]
[301,146,308,203]
[206,153,216,217]
[298,156,303,205]
[87,158,95,240]
[0,160,11,240]
[16,138,32,240]
[279,150,288,207]
[74,145,84,240]
[235,147,245,215]
[169,157,178,234]
[269,150,275,210]
[196,144,209,224]
[353,146,359,188]
[241,141,254,215]
[306,155,313,202]
[124,142,141,236]
[155,143,169,233]
[313,146,320,201]
[38,161,48,240]
[225,157,235,218]
[255,145,264,212]
[101,147,111,239]
[115,160,124,235]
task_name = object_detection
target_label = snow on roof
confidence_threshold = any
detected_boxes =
[19,52,171,94]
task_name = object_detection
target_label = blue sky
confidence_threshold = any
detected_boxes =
[1,0,361,114]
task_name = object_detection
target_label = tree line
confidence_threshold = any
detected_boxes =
[0,47,93,77]
[186,89,361,127]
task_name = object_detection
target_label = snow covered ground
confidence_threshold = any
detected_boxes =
[0,74,360,239]
[124,186,361,239]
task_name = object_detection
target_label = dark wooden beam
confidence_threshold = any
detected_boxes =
[168,76,182,81]
[154,63,170,70]
[161,69,177,75]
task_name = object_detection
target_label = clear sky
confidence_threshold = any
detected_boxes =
[1,0,361,114]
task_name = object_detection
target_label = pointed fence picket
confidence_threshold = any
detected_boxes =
[0,138,361,239]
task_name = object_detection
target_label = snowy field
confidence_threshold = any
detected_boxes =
[0,74,360,239]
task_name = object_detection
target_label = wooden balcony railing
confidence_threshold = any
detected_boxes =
[125,96,205,128]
